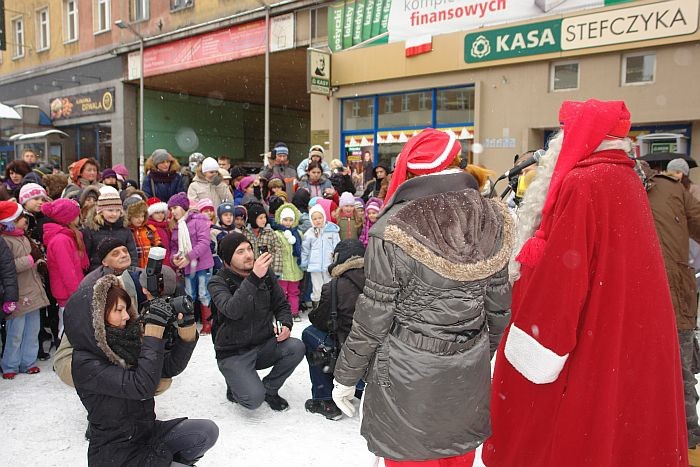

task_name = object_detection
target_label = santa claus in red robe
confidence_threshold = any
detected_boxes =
[482,99,688,467]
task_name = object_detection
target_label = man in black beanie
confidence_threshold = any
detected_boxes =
[208,232,305,411]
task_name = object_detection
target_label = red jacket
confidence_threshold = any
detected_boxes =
[484,151,687,467]
[147,218,171,268]
[43,223,89,307]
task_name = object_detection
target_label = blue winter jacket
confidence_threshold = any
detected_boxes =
[142,171,185,203]
[301,223,340,273]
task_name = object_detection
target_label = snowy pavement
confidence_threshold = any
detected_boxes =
[2,319,375,467]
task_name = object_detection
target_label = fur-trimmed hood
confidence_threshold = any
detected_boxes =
[79,185,101,207]
[384,189,514,282]
[274,202,301,227]
[63,274,140,369]
[330,256,364,278]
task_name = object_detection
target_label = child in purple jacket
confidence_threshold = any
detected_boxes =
[167,192,215,335]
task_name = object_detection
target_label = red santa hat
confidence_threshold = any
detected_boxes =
[384,128,461,202]
[146,197,168,217]
[516,99,631,268]
[0,201,24,224]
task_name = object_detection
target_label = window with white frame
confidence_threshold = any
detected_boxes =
[64,0,79,42]
[94,0,111,33]
[37,8,50,51]
[11,16,25,59]
[171,0,193,11]
[132,0,149,22]
[622,52,655,85]
[401,94,411,112]
[310,7,328,45]
[550,61,579,91]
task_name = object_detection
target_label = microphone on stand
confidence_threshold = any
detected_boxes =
[495,149,545,182]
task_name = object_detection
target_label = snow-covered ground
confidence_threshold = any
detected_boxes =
[2,319,377,467]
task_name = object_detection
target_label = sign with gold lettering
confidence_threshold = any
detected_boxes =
[49,88,115,120]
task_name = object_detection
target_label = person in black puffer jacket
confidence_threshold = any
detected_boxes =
[64,274,218,467]
[81,186,138,271]
[208,232,305,411]
[303,239,365,420]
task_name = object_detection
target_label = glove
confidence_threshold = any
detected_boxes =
[332,379,356,417]
[177,300,196,327]
[283,230,296,245]
[144,298,176,328]
[3,301,17,315]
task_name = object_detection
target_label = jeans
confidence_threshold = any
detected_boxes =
[302,325,364,400]
[679,330,700,446]
[161,419,219,465]
[217,336,305,409]
[184,268,212,307]
[278,280,300,314]
[2,310,40,373]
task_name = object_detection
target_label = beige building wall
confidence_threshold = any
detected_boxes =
[316,0,700,176]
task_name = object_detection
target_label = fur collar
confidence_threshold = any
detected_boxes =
[330,256,364,278]
[91,275,139,368]
[384,190,514,282]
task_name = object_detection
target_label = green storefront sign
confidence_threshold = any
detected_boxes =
[465,20,561,63]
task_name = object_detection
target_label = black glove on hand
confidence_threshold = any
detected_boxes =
[178,303,196,327]
[144,299,175,328]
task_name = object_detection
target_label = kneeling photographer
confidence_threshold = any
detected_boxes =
[303,239,366,420]
[64,274,218,467]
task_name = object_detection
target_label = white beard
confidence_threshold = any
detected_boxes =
[508,132,633,283]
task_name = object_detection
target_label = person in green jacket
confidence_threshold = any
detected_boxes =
[274,203,304,321]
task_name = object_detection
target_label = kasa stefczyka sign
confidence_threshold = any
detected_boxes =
[464,0,699,63]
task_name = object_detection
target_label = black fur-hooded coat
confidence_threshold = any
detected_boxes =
[64,275,197,467]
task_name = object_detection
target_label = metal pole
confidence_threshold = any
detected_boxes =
[264,5,270,154]
[139,37,145,185]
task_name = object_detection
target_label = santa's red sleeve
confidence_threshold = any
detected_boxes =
[505,179,596,384]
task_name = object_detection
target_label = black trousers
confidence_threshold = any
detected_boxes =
[162,419,219,464]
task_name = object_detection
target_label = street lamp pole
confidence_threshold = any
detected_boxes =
[115,20,145,185]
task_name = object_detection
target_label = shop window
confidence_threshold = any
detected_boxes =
[401,94,411,112]
[94,0,111,34]
[622,53,655,85]
[132,0,150,22]
[550,61,579,91]
[36,8,50,52]
[64,0,79,43]
[436,86,475,125]
[311,7,328,45]
[379,92,432,129]
[418,92,431,110]
[343,97,374,131]
[11,16,24,59]
[171,0,194,12]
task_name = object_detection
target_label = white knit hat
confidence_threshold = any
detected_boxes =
[201,157,219,173]
[279,207,295,221]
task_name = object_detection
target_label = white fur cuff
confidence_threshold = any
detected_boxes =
[504,324,568,384]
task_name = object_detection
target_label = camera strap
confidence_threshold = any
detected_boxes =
[329,278,340,352]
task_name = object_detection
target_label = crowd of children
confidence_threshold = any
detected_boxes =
[0,145,388,382]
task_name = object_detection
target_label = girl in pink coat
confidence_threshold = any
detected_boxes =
[41,199,89,337]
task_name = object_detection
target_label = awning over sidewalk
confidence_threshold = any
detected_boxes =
[0,103,21,120]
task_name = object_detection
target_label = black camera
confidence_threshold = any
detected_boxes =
[269,149,277,161]
[258,245,268,255]
[308,344,338,374]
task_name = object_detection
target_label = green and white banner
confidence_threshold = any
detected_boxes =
[464,0,698,63]
[329,0,640,52]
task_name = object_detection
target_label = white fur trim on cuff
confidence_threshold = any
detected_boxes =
[504,324,568,384]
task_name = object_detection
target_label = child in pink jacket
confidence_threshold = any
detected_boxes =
[41,199,89,337]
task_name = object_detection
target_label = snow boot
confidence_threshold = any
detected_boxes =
[200,305,212,335]
[265,393,289,411]
[305,399,342,420]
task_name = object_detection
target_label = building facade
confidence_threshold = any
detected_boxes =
[316,0,700,180]
[0,0,330,176]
